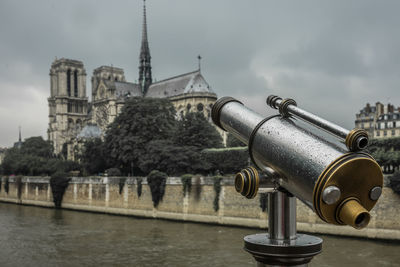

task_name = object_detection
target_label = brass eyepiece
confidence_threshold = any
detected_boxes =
[235,166,259,199]
[336,198,371,229]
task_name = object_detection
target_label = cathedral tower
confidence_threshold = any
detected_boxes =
[48,58,88,154]
[138,0,152,95]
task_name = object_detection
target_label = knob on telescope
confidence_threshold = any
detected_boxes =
[235,167,259,199]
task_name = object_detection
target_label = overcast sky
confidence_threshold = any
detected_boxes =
[0,0,399,147]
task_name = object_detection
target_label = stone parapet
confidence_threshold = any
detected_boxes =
[0,176,399,240]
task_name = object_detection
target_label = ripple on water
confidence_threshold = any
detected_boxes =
[0,203,399,267]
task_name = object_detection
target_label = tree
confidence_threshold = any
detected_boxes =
[174,112,223,150]
[1,147,24,175]
[389,171,400,195]
[369,137,400,173]
[1,136,80,176]
[21,136,53,158]
[104,97,177,175]
[79,138,107,175]
[139,140,208,175]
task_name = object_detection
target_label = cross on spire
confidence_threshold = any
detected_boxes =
[198,55,202,72]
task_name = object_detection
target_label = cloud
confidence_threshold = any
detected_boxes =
[0,0,400,147]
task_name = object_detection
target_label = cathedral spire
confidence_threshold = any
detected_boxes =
[18,126,21,142]
[138,0,152,95]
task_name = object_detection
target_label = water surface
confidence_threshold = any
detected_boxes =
[0,203,399,266]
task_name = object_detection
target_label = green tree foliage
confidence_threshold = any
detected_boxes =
[2,136,53,175]
[201,147,249,174]
[174,112,223,150]
[50,171,71,208]
[106,168,122,176]
[213,176,222,211]
[105,97,177,175]
[181,174,193,196]
[136,177,143,197]
[389,171,400,195]
[79,138,107,175]
[368,137,400,173]
[226,133,246,147]
[1,136,80,176]
[147,170,167,208]
[369,137,400,151]
[138,140,206,175]
[20,136,53,158]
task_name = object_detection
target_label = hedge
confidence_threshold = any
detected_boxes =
[201,147,249,174]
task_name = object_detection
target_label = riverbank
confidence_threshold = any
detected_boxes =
[0,176,399,240]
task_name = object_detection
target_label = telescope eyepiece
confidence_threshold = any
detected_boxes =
[336,198,371,229]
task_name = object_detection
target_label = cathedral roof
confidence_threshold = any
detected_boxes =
[145,70,215,98]
[114,82,142,98]
[102,80,142,99]
[77,124,102,139]
[93,65,124,75]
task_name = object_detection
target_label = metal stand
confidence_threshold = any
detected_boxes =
[244,190,323,266]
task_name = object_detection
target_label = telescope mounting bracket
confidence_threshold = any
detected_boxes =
[244,189,323,267]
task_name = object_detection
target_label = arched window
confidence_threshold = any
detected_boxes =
[187,104,191,111]
[74,70,78,97]
[67,69,71,96]
[197,103,204,112]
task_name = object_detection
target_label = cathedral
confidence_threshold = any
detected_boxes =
[47,1,218,158]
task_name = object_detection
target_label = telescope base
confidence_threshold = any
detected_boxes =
[244,233,323,266]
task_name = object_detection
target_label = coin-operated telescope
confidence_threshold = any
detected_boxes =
[212,95,383,266]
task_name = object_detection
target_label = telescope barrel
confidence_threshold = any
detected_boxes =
[212,97,383,229]
[266,95,368,151]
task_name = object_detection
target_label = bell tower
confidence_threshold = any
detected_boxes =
[48,58,88,154]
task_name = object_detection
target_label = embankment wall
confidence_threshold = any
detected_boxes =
[0,176,399,240]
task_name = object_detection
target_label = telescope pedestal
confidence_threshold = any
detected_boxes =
[244,190,323,267]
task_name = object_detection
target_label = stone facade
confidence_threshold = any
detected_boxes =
[48,2,219,158]
[90,66,133,132]
[355,102,400,139]
[48,59,88,154]
[0,175,399,240]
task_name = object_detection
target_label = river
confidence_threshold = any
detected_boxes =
[0,203,399,266]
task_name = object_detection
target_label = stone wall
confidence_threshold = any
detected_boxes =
[0,176,399,240]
